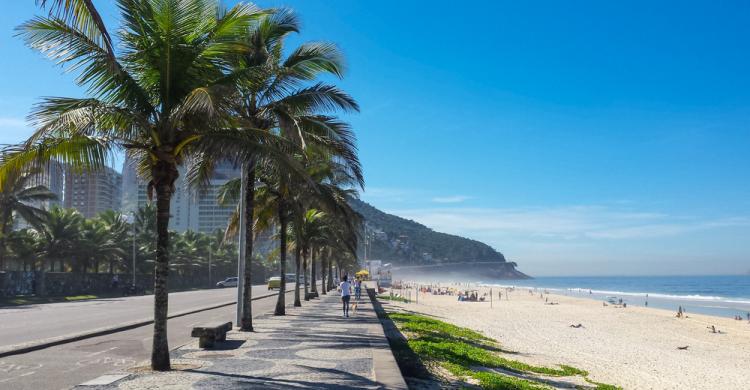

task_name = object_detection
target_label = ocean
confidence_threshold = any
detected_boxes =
[483,275,750,319]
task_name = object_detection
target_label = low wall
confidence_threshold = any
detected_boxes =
[0,271,40,296]
[0,270,255,297]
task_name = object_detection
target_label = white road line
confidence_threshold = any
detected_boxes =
[18,371,35,377]
[85,347,117,357]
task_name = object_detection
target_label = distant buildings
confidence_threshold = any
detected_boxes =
[15,156,238,234]
[122,156,239,232]
[64,166,122,218]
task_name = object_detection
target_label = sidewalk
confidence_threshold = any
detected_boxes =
[76,286,407,389]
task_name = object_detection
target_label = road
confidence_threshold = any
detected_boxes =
[0,285,302,390]
[0,285,272,349]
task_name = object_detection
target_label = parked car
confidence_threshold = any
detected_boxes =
[267,276,281,290]
[216,277,239,288]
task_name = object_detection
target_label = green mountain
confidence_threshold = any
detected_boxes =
[349,198,508,265]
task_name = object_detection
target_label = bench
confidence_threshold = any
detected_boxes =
[191,321,232,348]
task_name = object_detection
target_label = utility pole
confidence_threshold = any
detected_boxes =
[208,247,212,288]
[235,167,247,327]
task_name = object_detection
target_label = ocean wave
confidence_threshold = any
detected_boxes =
[479,283,750,305]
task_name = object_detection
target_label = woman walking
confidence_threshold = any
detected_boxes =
[339,276,352,317]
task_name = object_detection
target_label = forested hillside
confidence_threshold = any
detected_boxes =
[349,198,507,265]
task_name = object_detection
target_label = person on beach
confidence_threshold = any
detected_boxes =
[339,276,352,317]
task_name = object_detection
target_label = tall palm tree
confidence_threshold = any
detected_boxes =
[289,208,326,303]
[9,0,273,370]
[0,166,57,270]
[190,7,359,327]
[195,8,358,321]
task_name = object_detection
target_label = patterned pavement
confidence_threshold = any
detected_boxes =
[77,286,406,389]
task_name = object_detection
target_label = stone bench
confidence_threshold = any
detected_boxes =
[191,321,232,348]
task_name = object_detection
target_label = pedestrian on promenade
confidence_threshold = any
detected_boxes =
[339,275,352,317]
[354,278,362,300]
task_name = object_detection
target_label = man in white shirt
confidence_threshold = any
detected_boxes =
[339,275,352,317]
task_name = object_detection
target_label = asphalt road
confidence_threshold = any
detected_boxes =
[0,285,306,390]
[0,285,277,349]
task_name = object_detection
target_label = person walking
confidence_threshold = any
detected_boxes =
[354,278,362,300]
[339,275,352,317]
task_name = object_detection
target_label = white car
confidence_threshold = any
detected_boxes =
[216,277,239,288]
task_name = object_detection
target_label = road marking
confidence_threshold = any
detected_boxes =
[85,347,118,357]
[18,371,35,377]
[79,373,130,386]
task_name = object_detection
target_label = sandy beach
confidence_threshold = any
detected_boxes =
[384,285,750,389]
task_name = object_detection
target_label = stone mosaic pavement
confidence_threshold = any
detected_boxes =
[76,286,406,389]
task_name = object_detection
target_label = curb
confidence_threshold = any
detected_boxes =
[0,289,292,358]
[365,286,410,390]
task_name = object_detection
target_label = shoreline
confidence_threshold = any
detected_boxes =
[474,280,750,320]
[385,283,750,389]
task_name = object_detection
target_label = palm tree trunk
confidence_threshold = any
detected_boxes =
[320,256,326,295]
[311,247,318,296]
[0,211,10,271]
[303,247,309,301]
[294,245,301,307]
[240,162,255,331]
[327,257,333,291]
[274,201,287,316]
[151,163,177,371]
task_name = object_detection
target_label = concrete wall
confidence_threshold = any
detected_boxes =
[0,271,232,297]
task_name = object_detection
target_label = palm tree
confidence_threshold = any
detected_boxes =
[6,229,42,271]
[96,210,130,273]
[9,0,273,371]
[289,208,326,303]
[38,206,83,272]
[189,7,358,327]
[0,166,57,270]
[79,218,125,274]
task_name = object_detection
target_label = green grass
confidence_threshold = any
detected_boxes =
[446,363,550,390]
[583,378,623,390]
[386,311,619,390]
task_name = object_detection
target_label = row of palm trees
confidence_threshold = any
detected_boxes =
[0,0,364,371]
[1,202,242,286]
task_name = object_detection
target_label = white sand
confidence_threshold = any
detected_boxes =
[385,286,750,389]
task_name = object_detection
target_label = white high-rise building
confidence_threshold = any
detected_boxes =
[121,156,239,233]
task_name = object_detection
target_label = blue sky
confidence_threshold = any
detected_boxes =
[1,1,749,276]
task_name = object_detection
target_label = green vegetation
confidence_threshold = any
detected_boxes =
[349,198,505,264]
[1,205,254,284]
[2,0,364,371]
[386,312,620,390]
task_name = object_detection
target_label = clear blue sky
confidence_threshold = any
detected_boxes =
[1,1,748,276]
